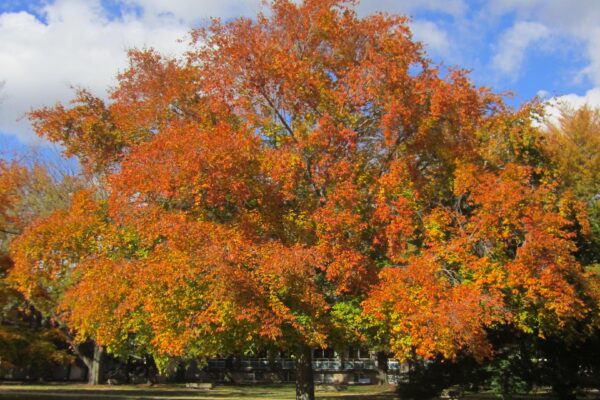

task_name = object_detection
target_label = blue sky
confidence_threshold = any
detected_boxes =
[1,0,600,161]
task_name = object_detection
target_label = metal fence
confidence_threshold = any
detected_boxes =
[206,357,381,371]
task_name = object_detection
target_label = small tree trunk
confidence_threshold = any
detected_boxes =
[88,344,104,385]
[66,362,72,382]
[295,345,315,400]
[145,356,158,385]
[376,351,388,385]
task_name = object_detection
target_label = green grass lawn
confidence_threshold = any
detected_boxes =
[0,383,398,400]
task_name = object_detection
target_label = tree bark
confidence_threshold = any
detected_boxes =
[87,344,104,385]
[55,320,103,385]
[376,351,388,385]
[295,345,315,400]
[144,356,158,385]
[71,342,102,385]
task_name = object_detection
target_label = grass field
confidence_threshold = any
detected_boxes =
[0,383,398,400]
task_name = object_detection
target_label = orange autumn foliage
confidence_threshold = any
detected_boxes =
[9,0,599,373]
[364,162,597,361]
[9,191,109,316]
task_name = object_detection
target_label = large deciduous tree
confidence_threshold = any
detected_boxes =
[543,105,600,264]
[537,105,600,398]
[10,1,599,399]
[0,160,80,378]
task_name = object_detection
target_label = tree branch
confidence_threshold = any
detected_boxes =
[258,88,297,142]
[0,227,21,235]
[258,88,326,200]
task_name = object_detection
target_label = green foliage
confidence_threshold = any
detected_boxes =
[1,259,73,377]
[482,345,536,399]
[392,327,600,400]
[0,324,73,377]
[396,357,485,400]
[0,160,84,379]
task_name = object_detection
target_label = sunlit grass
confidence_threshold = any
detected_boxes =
[0,383,398,400]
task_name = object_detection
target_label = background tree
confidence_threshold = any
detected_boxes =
[0,160,80,378]
[364,103,600,400]
[9,189,125,384]
[543,105,600,264]
[536,104,600,398]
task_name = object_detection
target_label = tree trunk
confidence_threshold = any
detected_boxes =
[87,344,104,385]
[69,339,104,385]
[145,356,158,385]
[376,351,388,385]
[73,342,103,385]
[295,345,315,400]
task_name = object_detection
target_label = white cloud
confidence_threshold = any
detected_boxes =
[0,0,467,145]
[550,88,600,108]
[580,27,600,87]
[544,88,600,125]
[357,0,466,18]
[552,87,600,108]
[3,0,600,146]
[492,21,549,77]
[410,20,451,58]
[122,0,263,24]
[489,0,600,30]
[127,0,467,24]
[0,0,190,143]
[488,0,600,86]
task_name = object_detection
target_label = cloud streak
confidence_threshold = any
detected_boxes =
[492,21,550,77]
[0,0,190,142]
